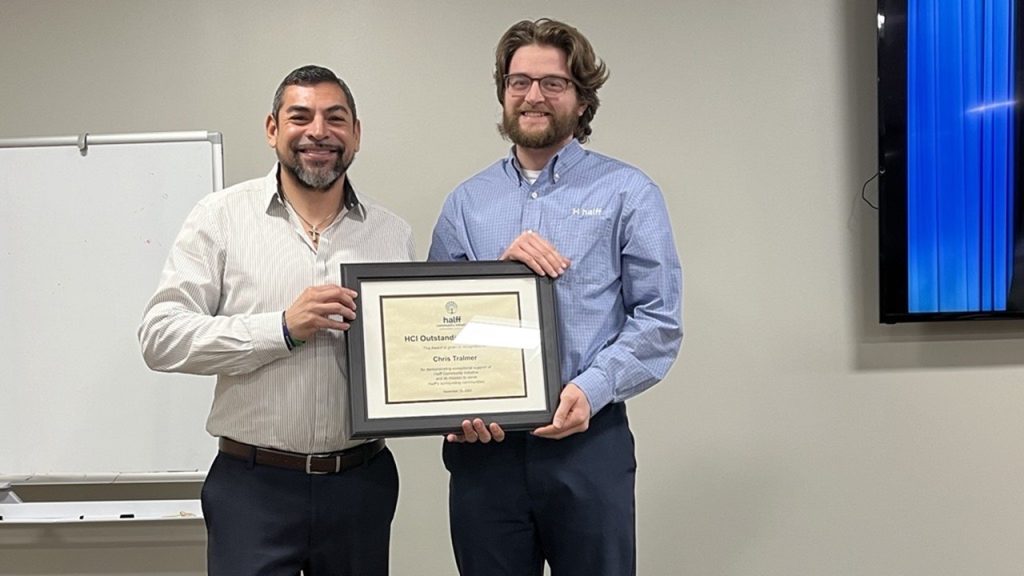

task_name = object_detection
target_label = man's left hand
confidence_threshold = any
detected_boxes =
[446,418,505,443]
[533,383,591,439]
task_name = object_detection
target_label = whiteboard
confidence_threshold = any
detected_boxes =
[0,132,223,482]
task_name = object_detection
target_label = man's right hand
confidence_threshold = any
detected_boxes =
[500,230,570,278]
[284,284,358,341]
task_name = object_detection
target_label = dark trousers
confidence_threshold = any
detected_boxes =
[201,445,399,576]
[443,402,637,576]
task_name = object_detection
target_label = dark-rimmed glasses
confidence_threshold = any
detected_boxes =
[504,74,576,97]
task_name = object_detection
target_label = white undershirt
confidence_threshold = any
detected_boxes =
[522,168,541,185]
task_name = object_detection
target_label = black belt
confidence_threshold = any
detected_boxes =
[218,437,385,475]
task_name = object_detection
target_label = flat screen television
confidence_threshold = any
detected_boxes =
[877,0,1023,323]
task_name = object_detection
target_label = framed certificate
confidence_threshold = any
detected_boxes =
[341,261,562,438]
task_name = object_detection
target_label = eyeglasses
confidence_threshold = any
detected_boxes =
[504,74,575,97]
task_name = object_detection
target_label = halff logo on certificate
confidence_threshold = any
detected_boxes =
[341,261,562,438]
[381,294,528,403]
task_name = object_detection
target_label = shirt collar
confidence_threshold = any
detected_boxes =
[503,139,587,183]
[262,163,365,218]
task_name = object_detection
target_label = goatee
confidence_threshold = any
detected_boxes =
[282,146,352,190]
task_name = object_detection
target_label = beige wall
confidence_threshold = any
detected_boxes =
[2,1,1024,574]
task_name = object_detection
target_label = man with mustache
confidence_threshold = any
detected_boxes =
[429,18,683,576]
[139,65,414,575]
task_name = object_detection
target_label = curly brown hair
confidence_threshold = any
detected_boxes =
[494,18,609,143]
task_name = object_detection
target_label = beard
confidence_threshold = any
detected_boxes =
[499,106,578,149]
[279,145,352,190]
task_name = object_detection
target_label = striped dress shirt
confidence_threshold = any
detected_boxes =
[429,140,683,414]
[139,165,415,453]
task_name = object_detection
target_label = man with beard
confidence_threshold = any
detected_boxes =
[428,18,683,576]
[139,65,414,575]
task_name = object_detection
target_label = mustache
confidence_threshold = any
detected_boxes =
[514,105,552,113]
[294,142,344,153]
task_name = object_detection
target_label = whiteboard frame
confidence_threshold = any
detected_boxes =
[0,131,223,189]
[0,131,224,484]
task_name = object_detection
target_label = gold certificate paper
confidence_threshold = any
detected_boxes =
[380,293,527,403]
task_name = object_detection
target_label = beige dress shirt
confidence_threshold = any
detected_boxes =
[139,165,415,453]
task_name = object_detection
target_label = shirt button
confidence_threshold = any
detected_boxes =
[553,173,560,182]
[530,192,538,199]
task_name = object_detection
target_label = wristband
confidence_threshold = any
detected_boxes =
[282,310,305,350]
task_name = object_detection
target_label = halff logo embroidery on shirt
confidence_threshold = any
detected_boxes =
[571,207,603,217]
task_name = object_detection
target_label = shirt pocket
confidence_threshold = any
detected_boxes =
[552,214,615,286]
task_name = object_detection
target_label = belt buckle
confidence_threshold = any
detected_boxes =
[305,454,341,475]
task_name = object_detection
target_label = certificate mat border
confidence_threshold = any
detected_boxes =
[341,261,561,438]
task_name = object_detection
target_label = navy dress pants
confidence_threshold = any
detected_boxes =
[444,402,637,576]
[201,446,398,576]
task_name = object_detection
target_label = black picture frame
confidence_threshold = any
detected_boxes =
[341,261,562,438]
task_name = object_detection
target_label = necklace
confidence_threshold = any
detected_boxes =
[293,208,337,245]
[280,191,339,246]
